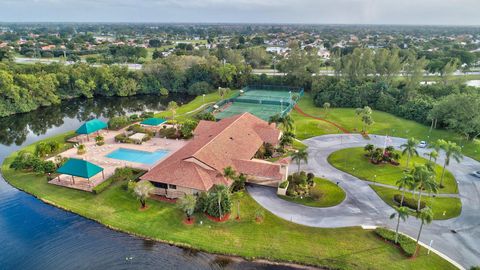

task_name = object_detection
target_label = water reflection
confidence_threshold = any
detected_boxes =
[0,94,190,146]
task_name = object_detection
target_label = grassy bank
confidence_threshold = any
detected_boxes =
[293,93,480,161]
[155,90,238,121]
[278,177,346,207]
[1,134,457,270]
[328,147,458,194]
[371,185,462,220]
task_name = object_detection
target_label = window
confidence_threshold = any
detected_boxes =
[168,184,177,190]
[152,182,167,189]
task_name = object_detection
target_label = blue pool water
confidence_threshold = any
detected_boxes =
[106,148,169,165]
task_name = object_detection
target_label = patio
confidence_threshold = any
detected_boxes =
[49,126,187,192]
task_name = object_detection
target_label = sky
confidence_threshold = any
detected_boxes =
[1,0,479,25]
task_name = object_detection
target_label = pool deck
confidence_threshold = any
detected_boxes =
[48,128,187,192]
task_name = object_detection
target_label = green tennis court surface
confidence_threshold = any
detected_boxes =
[214,87,302,121]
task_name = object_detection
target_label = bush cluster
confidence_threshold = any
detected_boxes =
[375,227,416,257]
[10,151,57,174]
[92,167,145,194]
[286,171,315,197]
[158,127,181,139]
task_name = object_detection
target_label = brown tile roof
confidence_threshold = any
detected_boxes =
[141,113,281,191]
[232,159,283,180]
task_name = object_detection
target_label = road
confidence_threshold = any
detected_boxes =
[248,134,480,269]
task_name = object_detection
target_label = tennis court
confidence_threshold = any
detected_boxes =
[212,85,303,121]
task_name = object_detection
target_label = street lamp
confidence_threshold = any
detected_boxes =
[374,175,377,184]
[202,94,205,103]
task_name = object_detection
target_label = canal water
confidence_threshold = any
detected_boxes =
[0,96,304,270]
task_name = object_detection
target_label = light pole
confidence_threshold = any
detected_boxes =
[202,94,205,103]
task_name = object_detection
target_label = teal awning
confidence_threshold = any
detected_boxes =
[76,119,107,135]
[56,158,104,179]
[140,118,166,126]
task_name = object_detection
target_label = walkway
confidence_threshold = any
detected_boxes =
[293,105,350,133]
[248,134,480,268]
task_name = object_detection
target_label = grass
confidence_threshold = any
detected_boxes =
[0,134,457,270]
[327,147,458,194]
[278,177,346,207]
[371,185,462,220]
[293,93,480,161]
[155,90,238,121]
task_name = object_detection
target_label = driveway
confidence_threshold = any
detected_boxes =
[248,134,480,268]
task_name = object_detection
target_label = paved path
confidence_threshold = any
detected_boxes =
[248,134,480,268]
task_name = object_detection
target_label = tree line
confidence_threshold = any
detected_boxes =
[313,48,480,141]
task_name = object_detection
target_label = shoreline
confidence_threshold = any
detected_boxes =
[0,162,322,270]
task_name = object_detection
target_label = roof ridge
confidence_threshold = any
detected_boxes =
[191,112,249,161]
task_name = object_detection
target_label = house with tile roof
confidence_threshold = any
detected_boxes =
[140,112,288,198]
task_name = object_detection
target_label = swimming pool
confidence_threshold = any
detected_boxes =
[106,148,169,165]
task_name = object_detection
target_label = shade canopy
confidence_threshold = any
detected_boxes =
[76,119,107,135]
[56,158,104,179]
[140,118,166,126]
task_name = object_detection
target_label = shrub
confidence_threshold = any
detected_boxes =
[129,114,140,122]
[108,116,130,130]
[179,119,198,139]
[310,188,324,201]
[93,168,145,194]
[279,181,289,189]
[375,227,416,257]
[196,112,216,121]
[205,185,232,218]
[306,172,315,186]
[393,194,426,210]
[230,174,246,193]
[195,192,208,213]
[158,127,180,139]
[140,111,154,119]
[77,144,86,155]
[10,151,57,174]
[115,133,133,143]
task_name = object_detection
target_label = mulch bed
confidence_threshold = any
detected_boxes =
[205,213,231,222]
[151,194,177,204]
[183,217,195,225]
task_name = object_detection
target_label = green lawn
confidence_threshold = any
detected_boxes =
[279,177,346,207]
[371,185,462,220]
[155,90,238,121]
[328,147,458,194]
[0,134,457,270]
[293,93,480,161]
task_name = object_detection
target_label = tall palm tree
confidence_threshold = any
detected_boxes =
[438,140,463,188]
[291,149,308,173]
[400,137,419,169]
[167,101,179,120]
[268,114,294,132]
[177,194,197,221]
[411,164,435,211]
[414,207,434,257]
[389,206,410,244]
[396,173,414,206]
[424,150,438,164]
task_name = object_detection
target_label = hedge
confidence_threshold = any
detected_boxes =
[375,227,417,257]
[393,194,426,210]
[92,168,146,194]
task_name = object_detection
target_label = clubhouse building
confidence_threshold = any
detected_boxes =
[140,112,288,198]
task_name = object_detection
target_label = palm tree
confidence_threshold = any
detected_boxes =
[133,181,155,209]
[389,206,410,244]
[414,207,434,257]
[411,164,435,211]
[424,150,438,163]
[364,144,375,159]
[438,140,463,188]
[400,138,419,169]
[279,131,295,148]
[177,194,197,221]
[167,101,179,120]
[396,173,414,206]
[223,166,237,181]
[291,149,308,173]
[268,114,294,131]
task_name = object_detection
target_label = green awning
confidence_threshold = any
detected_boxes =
[56,158,104,179]
[140,118,166,126]
[76,119,107,135]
